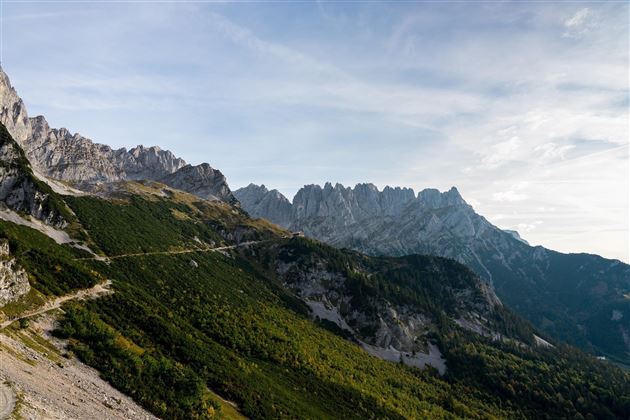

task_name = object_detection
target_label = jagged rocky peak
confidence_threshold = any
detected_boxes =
[0,67,31,146]
[0,68,237,204]
[233,184,293,227]
[124,145,186,180]
[418,186,467,209]
[235,183,290,205]
[25,119,186,184]
[236,183,271,198]
[237,182,470,230]
[160,163,236,204]
[29,115,49,139]
[504,229,529,245]
[293,182,423,220]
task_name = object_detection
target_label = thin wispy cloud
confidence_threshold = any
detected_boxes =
[1,1,627,261]
[563,8,596,38]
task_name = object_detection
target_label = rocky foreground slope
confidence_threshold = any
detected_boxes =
[235,182,630,364]
[0,69,235,203]
[0,312,157,419]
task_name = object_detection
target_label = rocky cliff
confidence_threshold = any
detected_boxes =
[0,70,32,146]
[0,239,30,307]
[254,238,532,374]
[0,68,235,204]
[233,184,293,226]
[28,115,187,183]
[160,163,236,204]
[235,182,630,364]
[0,122,70,227]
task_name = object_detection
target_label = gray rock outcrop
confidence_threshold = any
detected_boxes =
[0,122,69,227]
[28,115,187,183]
[0,68,235,204]
[233,184,293,227]
[272,241,512,373]
[159,163,236,204]
[0,239,30,306]
[503,229,529,245]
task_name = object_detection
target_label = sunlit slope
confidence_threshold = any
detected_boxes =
[1,188,628,419]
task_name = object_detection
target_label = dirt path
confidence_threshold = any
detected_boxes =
[0,281,112,330]
[0,382,15,420]
[75,240,266,261]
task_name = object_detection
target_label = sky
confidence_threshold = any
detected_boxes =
[1,1,628,262]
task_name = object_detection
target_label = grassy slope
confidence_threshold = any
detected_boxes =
[247,237,630,419]
[0,220,99,296]
[254,238,537,345]
[58,194,514,418]
[2,191,629,419]
[67,251,506,419]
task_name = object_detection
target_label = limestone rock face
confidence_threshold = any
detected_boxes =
[0,122,68,227]
[236,182,476,254]
[292,182,416,220]
[291,184,478,256]
[233,184,293,227]
[274,243,508,373]
[0,240,30,307]
[160,163,236,204]
[0,70,31,146]
[27,116,186,183]
[504,229,529,245]
[0,68,235,204]
[125,145,186,180]
[28,116,125,182]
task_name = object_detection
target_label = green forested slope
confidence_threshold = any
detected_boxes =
[1,191,629,419]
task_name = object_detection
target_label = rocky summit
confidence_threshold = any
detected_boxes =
[160,163,237,204]
[0,68,235,204]
[235,182,630,364]
[233,184,293,226]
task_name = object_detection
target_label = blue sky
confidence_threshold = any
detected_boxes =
[1,1,628,261]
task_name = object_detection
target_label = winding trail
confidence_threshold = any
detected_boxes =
[0,280,112,330]
[0,240,264,418]
[0,382,15,420]
[74,240,266,261]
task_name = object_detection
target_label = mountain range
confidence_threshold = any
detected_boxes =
[2,64,629,365]
[0,67,629,418]
[234,182,630,365]
[0,69,235,204]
